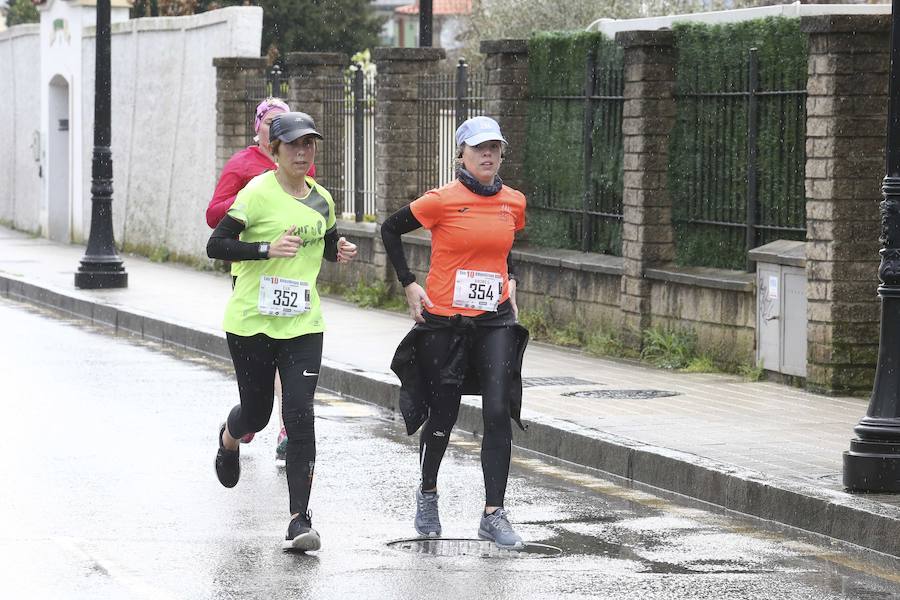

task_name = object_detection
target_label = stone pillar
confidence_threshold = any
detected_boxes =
[615,30,677,348]
[802,15,889,395]
[284,52,347,177]
[371,47,446,283]
[213,57,266,174]
[480,39,529,193]
[284,52,347,131]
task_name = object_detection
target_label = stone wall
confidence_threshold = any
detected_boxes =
[802,15,888,395]
[0,24,42,234]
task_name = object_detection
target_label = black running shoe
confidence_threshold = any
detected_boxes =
[283,512,321,552]
[214,423,240,488]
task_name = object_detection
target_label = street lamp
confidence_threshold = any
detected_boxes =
[843,0,900,491]
[75,0,127,289]
[419,0,433,47]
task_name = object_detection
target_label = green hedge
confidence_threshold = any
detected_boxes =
[669,18,808,270]
[525,32,624,255]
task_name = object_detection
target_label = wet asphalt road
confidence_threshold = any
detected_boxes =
[3,296,900,600]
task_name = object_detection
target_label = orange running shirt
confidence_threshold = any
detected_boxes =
[409,179,526,317]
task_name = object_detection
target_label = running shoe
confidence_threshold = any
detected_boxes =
[478,508,523,549]
[240,432,255,444]
[283,512,321,552]
[414,488,441,537]
[275,427,288,467]
[214,423,240,488]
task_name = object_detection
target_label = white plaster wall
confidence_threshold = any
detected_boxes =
[80,6,262,258]
[0,24,42,233]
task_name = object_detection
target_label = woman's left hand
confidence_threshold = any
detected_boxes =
[337,237,358,263]
[508,278,519,321]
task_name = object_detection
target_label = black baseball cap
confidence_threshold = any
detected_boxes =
[270,112,324,143]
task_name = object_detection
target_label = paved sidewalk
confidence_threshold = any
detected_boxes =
[3,225,900,556]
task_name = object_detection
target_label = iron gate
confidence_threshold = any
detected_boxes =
[243,65,290,147]
[416,59,485,192]
[321,64,376,221]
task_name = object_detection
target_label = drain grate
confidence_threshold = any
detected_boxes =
[387,538,562,558]
[562,389,680,400]
[522,376,596,388]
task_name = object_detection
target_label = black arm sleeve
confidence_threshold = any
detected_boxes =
[380,205,423,286]
[507,253,517,282]
[323,226,339,262]
[206,215,266,261]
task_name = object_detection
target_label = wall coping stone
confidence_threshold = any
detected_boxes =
[285,52,348,67]
[645,266,754,293]
[400,231,623,275]
[372,47,446,62]
[801,14,890,34]
[213,57,267,68]
[336,219,376,236]
[615,29,675,48]
[480,39,528,55]
[748,239,806,268]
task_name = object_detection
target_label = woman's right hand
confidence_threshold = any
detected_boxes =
[268,226,303,258]
[404,282,433,323]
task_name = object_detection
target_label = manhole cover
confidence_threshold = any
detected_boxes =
[562,389,680,400]
[522,377,596,388]
[387,538,562,558]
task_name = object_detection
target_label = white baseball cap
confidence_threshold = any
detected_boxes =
[455,116,507,147]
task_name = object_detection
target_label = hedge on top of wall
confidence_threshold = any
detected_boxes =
[525,31,624,255]
[668,17,808,270]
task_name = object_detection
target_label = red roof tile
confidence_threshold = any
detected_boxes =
[396,0,472,15]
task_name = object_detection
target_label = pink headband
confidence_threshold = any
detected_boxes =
[254,98,290,133]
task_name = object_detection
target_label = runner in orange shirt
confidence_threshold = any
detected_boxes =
[381,116,529,549]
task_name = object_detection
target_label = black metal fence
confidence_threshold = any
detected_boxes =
[321,65,376,221]
[243,65,290,147]
[526,49,625,254]
[671,47,807,271]
[416,59,485,192]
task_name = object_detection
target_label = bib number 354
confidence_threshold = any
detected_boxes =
[452,270,502,312]
[258,276,310,317]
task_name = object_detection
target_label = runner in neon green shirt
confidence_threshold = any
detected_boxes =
[207,112,357,552]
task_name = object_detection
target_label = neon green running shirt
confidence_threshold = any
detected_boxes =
[222,171,336,339]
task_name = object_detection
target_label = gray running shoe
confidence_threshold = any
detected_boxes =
[478,508,524,549]
[282,512,321,552]
[414,488,441,537]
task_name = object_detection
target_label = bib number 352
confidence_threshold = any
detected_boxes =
[452,270,502,312]
[258,276,310,317]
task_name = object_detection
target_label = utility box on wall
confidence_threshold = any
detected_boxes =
[748,240,807,378]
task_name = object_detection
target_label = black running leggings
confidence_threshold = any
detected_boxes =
[416,325,516,507]
[225,332,322,516]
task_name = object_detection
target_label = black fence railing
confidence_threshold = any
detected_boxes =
[416,59,485,192]
[243,65,290,147]
[526,49,625,254]
[321,65,376,221]
[671,47,807,271]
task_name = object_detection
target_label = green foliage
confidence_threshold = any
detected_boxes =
[517,303,553,340]
[641,326,698,370]
[5,0,39,26]
[668,18,807,270]
[738,361,765,381]
[683,355,719,373]
[135,0,384,56]
[342,280,406,312]
[525,31,624,255]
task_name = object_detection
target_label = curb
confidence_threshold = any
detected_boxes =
[3,272,900,558]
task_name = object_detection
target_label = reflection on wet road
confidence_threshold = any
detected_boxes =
[2,296,900,600]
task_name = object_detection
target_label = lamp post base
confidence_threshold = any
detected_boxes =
[843,439,900,492]
[75,262,128,289]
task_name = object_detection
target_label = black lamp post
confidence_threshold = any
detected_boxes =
[419,0,433,48]
[75,0,127,289]
[843,1,900,491]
